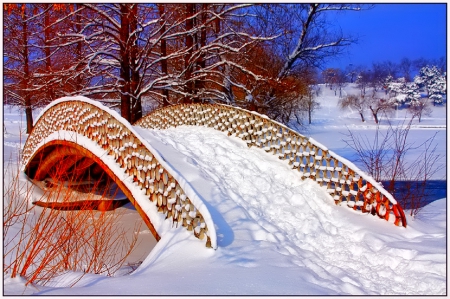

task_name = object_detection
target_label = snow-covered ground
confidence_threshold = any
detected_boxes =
[3,84,447,295]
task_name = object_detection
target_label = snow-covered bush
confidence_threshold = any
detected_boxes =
[428,75,447,105]
[414,65,446,105]
[402,82,421,105]
[386,80,421,107]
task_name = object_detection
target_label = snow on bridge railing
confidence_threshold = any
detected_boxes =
[135,103,407,228]
[21,97,217,249]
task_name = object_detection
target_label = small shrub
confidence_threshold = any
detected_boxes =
[343,118,443,216]
[4,161,141,287]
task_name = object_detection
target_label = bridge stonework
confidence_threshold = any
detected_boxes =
[136,103,407,228]
[22,97,217,249]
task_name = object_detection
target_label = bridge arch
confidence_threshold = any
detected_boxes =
[22,97,217,249]
[25,138,161,239]
[135,103,407,228]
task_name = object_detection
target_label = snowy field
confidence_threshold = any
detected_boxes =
[3,84,447,295]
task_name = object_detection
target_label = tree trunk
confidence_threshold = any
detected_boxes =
[308,108,312,124]
[194,3,207,99]
[359,112,365,123]
[277,4,318,81]
[222,62,234,104]
[184,3,194,102]
[74,4,83,91]
[22,5,33,134]
[129,4,141,123]
[120,4,131,122]
[158,4,170,107]
[369,106,379,124]
[44,4,54,103]
[214,13,234,104]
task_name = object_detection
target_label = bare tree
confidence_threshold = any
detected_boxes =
[322,68,339,91]
[381,60,399,78]
[343,119,444,216]
[370,62,389,92]
[239,4,366,125]
[16,3,271,120]
[3,4,37,133]
[4,3,368,126]
[408,99,432,122]
[300,84,321,124]
[157,4,170,106]
[430,56,446,73]
[180,4,271,104]
[413,57,430,73]
[399,57,413,82]
[367,96,395,124]
[345,63,358,83]
[338,94,367,122]
[57,4,155,122]
[355,69,371,96]
[335,69,348,98]
[276,4,364,81]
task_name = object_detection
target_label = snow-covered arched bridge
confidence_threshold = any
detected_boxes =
[21,97,407,250]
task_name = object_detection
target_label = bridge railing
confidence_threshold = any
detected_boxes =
[22,97,217,249]
[135,103,407,228]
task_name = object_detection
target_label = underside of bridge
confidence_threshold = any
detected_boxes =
[24,140,161,241]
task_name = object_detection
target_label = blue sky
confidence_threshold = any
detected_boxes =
[325,3,447,70]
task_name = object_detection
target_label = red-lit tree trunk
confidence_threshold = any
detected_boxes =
[74,3,84,91]
[119,4,142,123]
[22,5,33,134]
[44,4,55,103]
